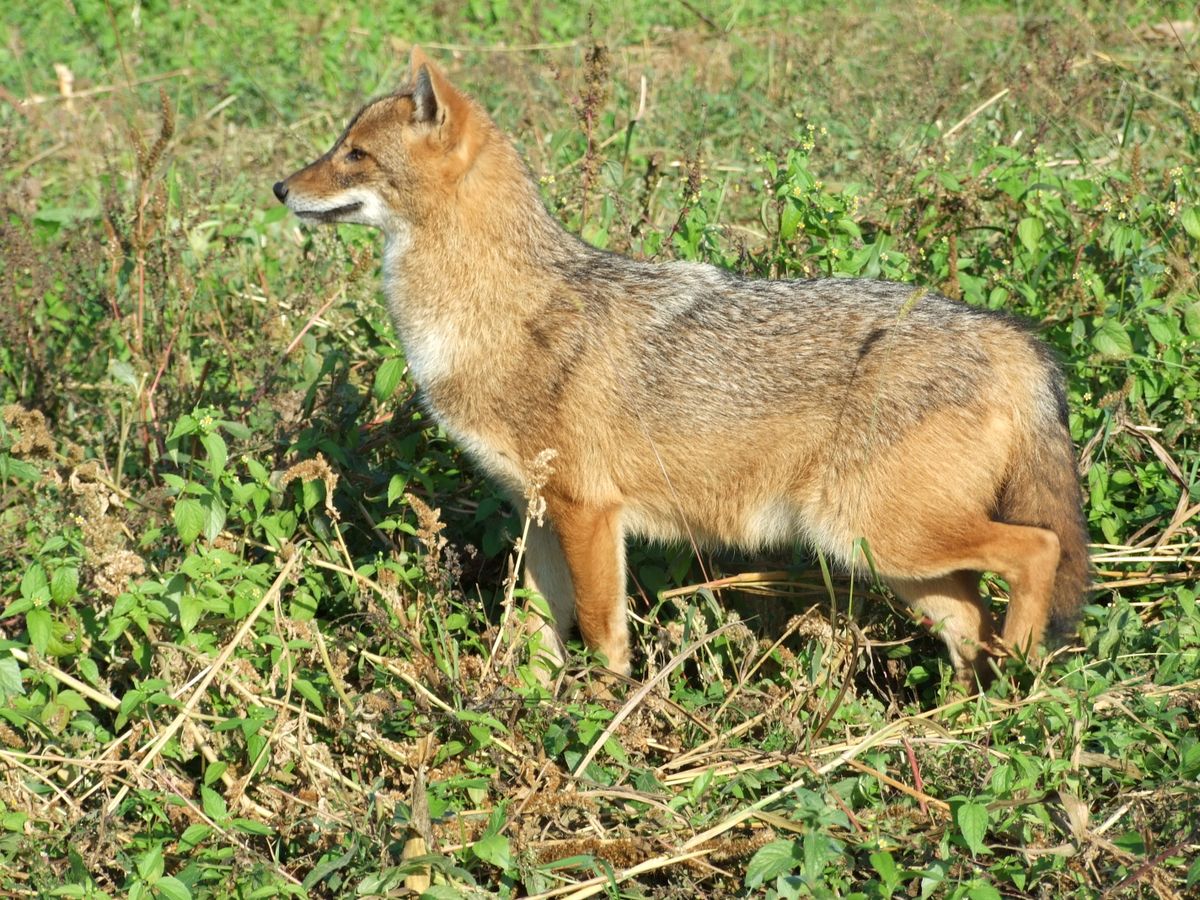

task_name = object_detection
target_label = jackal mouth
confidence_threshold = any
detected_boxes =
[297,201,363,223]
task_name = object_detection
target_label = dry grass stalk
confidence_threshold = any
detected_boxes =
[104,547,305,815]
[570,621,741,777]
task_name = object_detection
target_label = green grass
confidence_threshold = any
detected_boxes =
[1,1,1199,897]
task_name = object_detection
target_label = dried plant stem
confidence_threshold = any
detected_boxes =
[571,622,740,777]
[105,546,304,815]
[9,647,119,710]
[660,570,791,600]
[524,848,718,900]
[313,625,354,712]
[487,509,535,673]
[359,650,524,760]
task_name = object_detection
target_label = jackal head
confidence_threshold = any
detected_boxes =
[273,48,489,235]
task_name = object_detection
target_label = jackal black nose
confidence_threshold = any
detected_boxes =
[273,181,288,203]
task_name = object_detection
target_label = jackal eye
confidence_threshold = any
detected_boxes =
[345,147,367,163]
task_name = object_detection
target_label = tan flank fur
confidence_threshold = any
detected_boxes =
[275,48,1090,685]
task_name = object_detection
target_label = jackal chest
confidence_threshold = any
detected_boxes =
[408,364,528,495]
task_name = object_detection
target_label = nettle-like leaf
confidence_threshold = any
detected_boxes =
[745,839,801,888]
[956,801,990,857]
[1092,319,1133,360]
[174,497,206,545]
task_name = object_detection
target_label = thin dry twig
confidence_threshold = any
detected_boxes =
[14,68,191,107]
[104,547,305,815]
[571,622,741,777]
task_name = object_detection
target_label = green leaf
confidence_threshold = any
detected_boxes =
[745,839,800,888]
[472,832,512,870]
[27,608,52,654]
[204,496,227,542]
[1017,217,1043,253]
[869,850,900,887]
[154,877,191,900]
[50,566,79,604]
[1108,224,1139,259]
[77,656,100,686]
[836,217,862,239]
[956,801,989,856]
[204,761,228,787]
[174,498,206,545]
[387,474,408,506]
[179,824,212,849]
[137,844,165,882]
[1146,315,1175,345]
[293,677,326,713]
[232,818,275,836]
[56,691,90,712]
[1092,319,1132,360]
[0,655,24,699]
[245,457,270,483]
[220,419,253,441]
[168,414,198,441]
[1181,207,1200,240]
[967,884,1002,900]
[200,431,227,478]
[937,171,962,192]
[1,597,33,619]
[200,785,228,821]
[301,839,358,890]
[20,564,49,602]
[1187,853,1200,888]
[417,887,465,900]
[1183,302,1200,339]
[469,724,494,747]
[161,473,188,493]
[373,357,407,402]
[178,592,203,634]
[780,201,803,241]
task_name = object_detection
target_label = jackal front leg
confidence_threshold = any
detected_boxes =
[519,513,575,676]
[546,501,630,675]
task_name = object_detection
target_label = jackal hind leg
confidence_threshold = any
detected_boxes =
[546,501,630,675]
[880,519,1061,683]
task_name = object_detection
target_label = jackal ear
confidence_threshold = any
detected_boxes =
[411,64,439,124]
[406,47,481,165]
[407,47,458,126]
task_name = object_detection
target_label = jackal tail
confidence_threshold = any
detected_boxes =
[999,370,1091,639]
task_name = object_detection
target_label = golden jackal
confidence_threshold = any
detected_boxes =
[275,49,1089,685]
